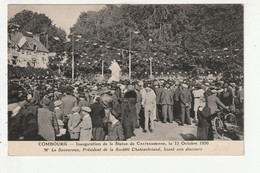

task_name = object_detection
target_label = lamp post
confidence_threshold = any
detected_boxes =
[128,30,140,80]
[101,54,104,78]
[72,33,75,81]
[148,38,154,79]
[71,33,82,81]
[149,57,153,79]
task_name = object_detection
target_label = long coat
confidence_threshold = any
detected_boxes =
[142,90,157,120]
[37,107,59,141]
[111,93,121,118]
[121,96,136,139]
[220,87,233,106]
[79,114,92,141]
[206,94,227,114]
[180,90,192,108]
[161,89,174,105]
[90,102,105,128]
[61,95,77,116]
[8,103,23,140]
[68,112,81,139]
[21,103,39,140]
[197,106,213,140]
[154,88,163,104]
[106,121,125,141]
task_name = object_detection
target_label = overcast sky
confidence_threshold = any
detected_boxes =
[8,4,105,35]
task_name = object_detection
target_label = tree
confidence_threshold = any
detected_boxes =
[65,4,243,80]
[9,10,67,56]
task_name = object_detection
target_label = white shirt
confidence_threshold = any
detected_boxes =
[192,89,204,98]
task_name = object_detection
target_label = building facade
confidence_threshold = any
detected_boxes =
[8,32,55,69]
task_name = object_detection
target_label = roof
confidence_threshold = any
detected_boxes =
[9,32,49,53]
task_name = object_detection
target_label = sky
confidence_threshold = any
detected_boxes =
[8,4,105,35]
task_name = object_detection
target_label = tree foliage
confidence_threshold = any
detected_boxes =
[66,4,243,79]
[9,5,243,80]
[8,10,67,56]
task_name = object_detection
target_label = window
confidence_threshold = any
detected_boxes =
[42,57,45,62]
[12,56,18,65]
[33,44,37,51]
[32,58,36,67]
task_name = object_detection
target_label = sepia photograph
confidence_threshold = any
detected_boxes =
[7,4,243,145]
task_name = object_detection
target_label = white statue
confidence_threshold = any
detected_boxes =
[108,60,121,83]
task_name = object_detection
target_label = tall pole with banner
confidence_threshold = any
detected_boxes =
[101,60,104,78]
[129,32,132,80]
[72,33,75,81]
[128,30,140,80]
[149,57,153,79]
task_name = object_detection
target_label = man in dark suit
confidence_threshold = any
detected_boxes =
[61,87,77,120]
[90,96,106,141]
[161,83,174,123]
[173,82,182,121]
[179,84,192,126]
[154,83,163,121]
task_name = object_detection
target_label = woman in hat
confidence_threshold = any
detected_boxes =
[79,107,92,141]
[121,86,137,139]
[197,105,213,140]
[68,106,81,140]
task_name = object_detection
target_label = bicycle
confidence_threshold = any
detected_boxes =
[211,108,237,139]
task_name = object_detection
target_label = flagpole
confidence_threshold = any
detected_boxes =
[149,57,153,79]
[129,32,132,80]
[72,33,75,81]
[101,60,104,78]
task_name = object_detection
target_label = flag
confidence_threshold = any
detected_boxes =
[53,37,60,41]
[18,36,27,48]
[26,32,33,35]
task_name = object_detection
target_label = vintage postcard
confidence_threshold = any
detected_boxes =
[7,4,244,156]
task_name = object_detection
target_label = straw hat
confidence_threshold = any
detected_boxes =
[128,85,135,91]
[81,106,92,113]
[181,84,188,88]
[54,100,63,107]
[71,106,80,113]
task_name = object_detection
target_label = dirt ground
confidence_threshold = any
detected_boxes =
[128,120,243,141]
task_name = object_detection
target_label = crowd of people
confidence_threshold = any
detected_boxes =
[8,75,244,141]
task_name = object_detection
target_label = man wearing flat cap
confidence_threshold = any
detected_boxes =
[79,107,92,141]
[37,97,60,141]
[68,106,81,140]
